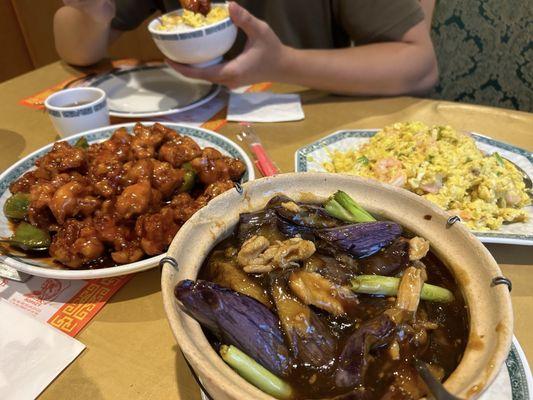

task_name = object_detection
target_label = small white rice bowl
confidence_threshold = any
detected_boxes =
[148,5,237,68]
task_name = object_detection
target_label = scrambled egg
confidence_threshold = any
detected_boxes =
[322,122,531,230]
[156,6,229,31]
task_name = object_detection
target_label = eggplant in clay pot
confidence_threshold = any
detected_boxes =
[161,173,512,400]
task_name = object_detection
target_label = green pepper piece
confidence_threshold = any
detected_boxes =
[4,193,30,220]
[11,222,51,250]
[356,155,369,165]
[493,152,505,167]
[178,163,196,193]
[182,162,194,171]
[74,137,89,149]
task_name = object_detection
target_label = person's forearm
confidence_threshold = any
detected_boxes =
[277,41,437,96]
[54,6,112,66]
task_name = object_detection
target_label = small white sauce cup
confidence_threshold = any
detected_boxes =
[44,87,110,138]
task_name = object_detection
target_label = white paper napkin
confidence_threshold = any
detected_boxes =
[0,299,85,400]
[227,92,305,122]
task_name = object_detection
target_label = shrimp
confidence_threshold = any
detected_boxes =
[504,191,522,207]
[374,158,406,187]
[420,174,443,194]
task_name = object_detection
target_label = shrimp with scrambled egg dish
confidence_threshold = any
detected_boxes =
[323,122,530,231]
[5,123,245,269]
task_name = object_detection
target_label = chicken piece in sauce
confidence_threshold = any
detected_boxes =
[28,173,93,229]
[50,219,105,268]
[135,206,180,255]
[49,180,101,224]
[115,180,162,219]
[195,180,235,205]
[190,147,246,185]
[151,160,185,199]
[179,0,211,15]
[9,171,44,194]
[88,157,124,198]
[171,192,203,223]
[93,214,144,264]
[88,128,133,164]
[34,141,87,179]
[159,135,202,167]
[131,122,165,159]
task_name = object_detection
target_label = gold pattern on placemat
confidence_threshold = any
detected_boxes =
[47,276,132,336]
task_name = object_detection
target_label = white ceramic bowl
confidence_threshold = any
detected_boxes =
[162,173,513,400]
[44,87,109,138]
[148,5,237,68]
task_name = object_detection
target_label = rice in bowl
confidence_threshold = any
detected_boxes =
[156,6,229,32]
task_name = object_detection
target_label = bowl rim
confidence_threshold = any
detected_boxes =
[148,4,232,36]
[162,172,514,400]
[44,87,106,112]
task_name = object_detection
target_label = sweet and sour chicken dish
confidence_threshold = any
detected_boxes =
[4,123,245,269]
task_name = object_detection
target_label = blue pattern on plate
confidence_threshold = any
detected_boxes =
[507,343,530,400]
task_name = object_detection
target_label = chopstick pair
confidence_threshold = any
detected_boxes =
[237,124,280,177]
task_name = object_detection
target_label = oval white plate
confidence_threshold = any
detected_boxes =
[89,65,220,118]
[0,122,254,279]
[295,129,533,246]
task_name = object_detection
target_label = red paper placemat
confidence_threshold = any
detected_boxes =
[0,275,131,337]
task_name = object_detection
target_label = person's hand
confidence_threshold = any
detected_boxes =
[166,1,289,88]
[63,0,116,24]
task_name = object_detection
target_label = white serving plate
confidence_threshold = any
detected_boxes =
[0,122,254,279]
[295,129,533,246]
[89,65,220,118]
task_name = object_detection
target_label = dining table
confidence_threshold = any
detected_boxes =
[0,60,532,400]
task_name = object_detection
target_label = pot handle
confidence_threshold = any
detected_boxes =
[159,256,179,271]
[234,181,244,195]
[491,276,512,292]
[446,215,461,227]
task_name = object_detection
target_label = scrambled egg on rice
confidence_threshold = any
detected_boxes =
[322,122,530,230]
[157,6,229,31]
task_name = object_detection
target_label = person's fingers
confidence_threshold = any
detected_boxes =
[227,1,266,39]
[165,59,238,85]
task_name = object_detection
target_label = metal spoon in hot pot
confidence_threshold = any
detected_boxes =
[412,357,462,400]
